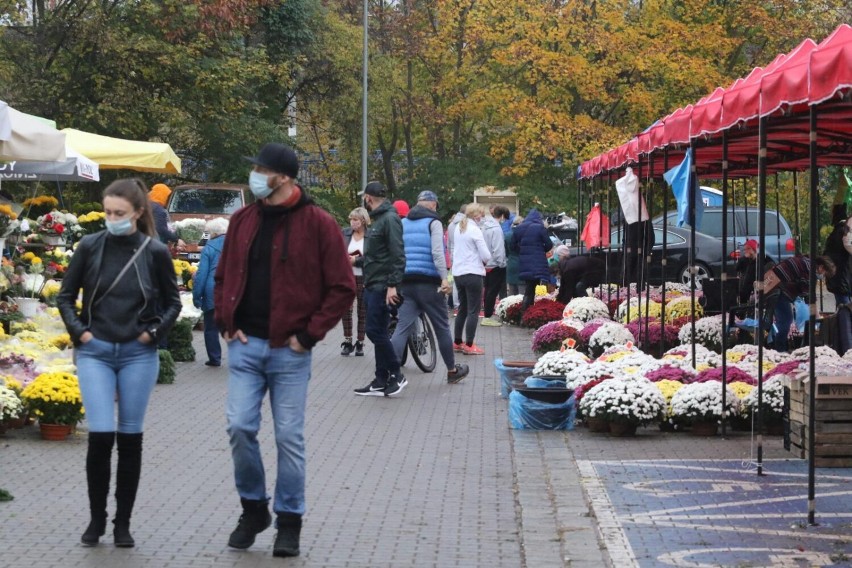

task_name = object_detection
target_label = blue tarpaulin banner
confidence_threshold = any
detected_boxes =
[664,149,704,229]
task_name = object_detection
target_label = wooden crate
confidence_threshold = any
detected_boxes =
[784,375,852,467]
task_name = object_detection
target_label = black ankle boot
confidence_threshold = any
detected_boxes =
[113,520,134,548]
[114,433,143,548]
[228,498,272,549]
[354,341,364,356]
[273,513,302,557]
[340,340,354,356]
[81,514,107,546]
[81,432,115,546]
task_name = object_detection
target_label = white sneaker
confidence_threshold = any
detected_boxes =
[480,317,503,327]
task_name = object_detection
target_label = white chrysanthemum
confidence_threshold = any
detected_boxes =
[532,349,590,377]
[670,381,739,421]
[564,297,611,323]
[578,377,665,423]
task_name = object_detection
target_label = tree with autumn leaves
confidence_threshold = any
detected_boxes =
[0,0,847,219]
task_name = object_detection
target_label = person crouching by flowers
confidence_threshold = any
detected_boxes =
[56,178,182,548]
[192,217,228,366]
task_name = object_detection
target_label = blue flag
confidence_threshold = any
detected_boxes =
[664,149,703,229]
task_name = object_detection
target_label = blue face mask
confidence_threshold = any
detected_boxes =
[249,171,273,199]
[105,218,133,236]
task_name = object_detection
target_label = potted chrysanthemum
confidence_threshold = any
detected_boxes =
[670,381,739,436]
[741,377,785,435]
[0,384,24,434]
[579,378,665,436]
[20,371,85,440]
[531,321,582,355]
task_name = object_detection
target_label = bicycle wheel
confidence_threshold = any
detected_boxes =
[408,314,437,372]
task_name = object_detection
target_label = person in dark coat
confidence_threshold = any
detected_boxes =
[823,206,852,306]
[555,250,606,304]
[147,184,185,251]
[511,208,553,313]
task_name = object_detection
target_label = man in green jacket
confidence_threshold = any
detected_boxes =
[354,181,408,397]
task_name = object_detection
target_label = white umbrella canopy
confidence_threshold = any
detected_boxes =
[0,145,99,182]
[0,100,66,162]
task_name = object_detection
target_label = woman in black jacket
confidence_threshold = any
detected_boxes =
[57,179,182,548]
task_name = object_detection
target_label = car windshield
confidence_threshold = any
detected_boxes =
[169,188,242,214]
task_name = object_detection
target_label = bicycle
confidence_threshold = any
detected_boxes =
[388,312,437,373]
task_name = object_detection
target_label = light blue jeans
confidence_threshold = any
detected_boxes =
[226,336,312,516]
[75,337,160,433]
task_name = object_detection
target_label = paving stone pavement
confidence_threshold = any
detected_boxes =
[3,314,850,567]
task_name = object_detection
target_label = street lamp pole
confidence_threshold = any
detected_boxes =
[361,0,369,191]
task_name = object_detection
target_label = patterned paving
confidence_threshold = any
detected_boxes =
[580,459,852,567]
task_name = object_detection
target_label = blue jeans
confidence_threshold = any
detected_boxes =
[364,286,400,382]
[203,309,222,364]
[774,294,794,352]
[226,336,312,515]
[390,282,456,370]
[75,337,159,433]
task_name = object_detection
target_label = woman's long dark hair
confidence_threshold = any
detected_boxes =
[102,178,157,238]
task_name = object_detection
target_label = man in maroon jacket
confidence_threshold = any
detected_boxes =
[214,143,355,558]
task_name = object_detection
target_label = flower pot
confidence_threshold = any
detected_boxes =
[7,413,27,429]
[41,234,65,246]
[689,420,719,437]
[586,416,609,433]
[609,421,638,437]
[39,422,73,441]
[12,297,40,319]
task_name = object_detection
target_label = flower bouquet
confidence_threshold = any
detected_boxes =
[34,210,79,245]
[564,297,611,323]
[588,322,635,358]
[670,381,738,435]
[0,204,18,238]
[20,371,85,426]
[21,196,59,218]
[175,218,206,244]
[77,211,106,235]
[520,299,565,329]
[531,321,582,355]
[496,295,524,325]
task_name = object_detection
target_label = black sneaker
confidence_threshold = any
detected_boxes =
[340,340,354,356]
[384,375,407,397]
[447,363,469,384]
[354,379,386,396]
[354,341,364,356]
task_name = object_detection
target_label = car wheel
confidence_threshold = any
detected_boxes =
[679,262,712,290]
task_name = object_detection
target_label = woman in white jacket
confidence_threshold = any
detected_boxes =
[451,203,492,355]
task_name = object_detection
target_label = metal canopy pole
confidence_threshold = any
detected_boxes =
[807,107,818,525]
[775,173,782,262]
[661,149,669,352]
[793,171,801,254]
[645,155,655,353]
[721,132,730,438]
[688,145,697,369]
[756,116,768,476]
[577,179,583,256]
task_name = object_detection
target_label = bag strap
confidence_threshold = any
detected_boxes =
[93,236,152,307]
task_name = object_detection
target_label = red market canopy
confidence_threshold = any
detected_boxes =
[579,24,852,179]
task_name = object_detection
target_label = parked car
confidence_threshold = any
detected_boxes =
[167,183,252,260]
[585,225,725,288]
[653,206,796,264]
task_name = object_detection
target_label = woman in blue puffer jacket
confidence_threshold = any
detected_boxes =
[193,217,228,366]
[511,209,553,314]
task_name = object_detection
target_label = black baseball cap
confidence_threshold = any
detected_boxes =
[244,143,299,179]
[359,181,387,197]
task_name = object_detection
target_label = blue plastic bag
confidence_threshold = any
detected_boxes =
[508,379,576,430]
[493,359,536,399]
